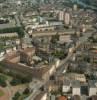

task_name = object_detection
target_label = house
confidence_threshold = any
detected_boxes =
[62,80,71,93]
[57,96,67,100]
[72,81,81,96]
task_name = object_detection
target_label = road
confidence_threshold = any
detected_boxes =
[24,80,45,100]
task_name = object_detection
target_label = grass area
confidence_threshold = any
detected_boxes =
[0,90,4,97]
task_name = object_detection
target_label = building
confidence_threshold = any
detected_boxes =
[73,4,78,11]
[62,80,71,93]
[72,81,81,96]
[1,47,35,77]
[57,96,67,100]
[32,65,50,80]
[67,73,86,83]
[58,11,64,21]
[0,32,18,38]
[50,95,56,100]
[20,47,35,65]
[90,95,97,100]
[46,80,60,92]
[15,39,20,45]
[1,46,57,80]
[71,95,81,100]
[88,81,97,96]
[59,35,72,43]
[64,12,70,25]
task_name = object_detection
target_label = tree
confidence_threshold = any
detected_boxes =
[0,27,25,38]
[84,56,90,63]
[21,76,31,84]
[23,88,30,95]
[0,75,7,87]
[17,27,25,38]
[50,33,59,44]
[0,78,7,87]
[12,92,21,100]
[10,78,21,86]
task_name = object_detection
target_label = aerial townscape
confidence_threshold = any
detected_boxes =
[0,0,97,100]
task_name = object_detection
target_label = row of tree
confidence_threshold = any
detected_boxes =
[0,27,25,38]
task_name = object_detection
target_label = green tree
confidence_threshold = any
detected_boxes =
[10,78,21,86]
[51,33,59,43]
[23,88,30,95]
[0,27,25,38]
[12,92,21,100]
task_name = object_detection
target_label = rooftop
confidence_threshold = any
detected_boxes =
[88,80,96,88]
[32,65,50,79]
[72,80,80,88]
[72,95,81,100]
[57,96,67,100]
[91,95,97,100]
[20,47,35,54]
[63,79,71,86]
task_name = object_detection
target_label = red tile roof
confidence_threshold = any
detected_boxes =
[58,96,67,100]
